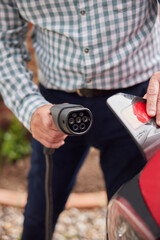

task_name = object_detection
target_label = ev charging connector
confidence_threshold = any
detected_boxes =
[44,103,93,240]
[50,103,92,135]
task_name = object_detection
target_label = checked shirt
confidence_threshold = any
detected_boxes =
[0,0,160,130]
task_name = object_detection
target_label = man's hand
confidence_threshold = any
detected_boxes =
[145,72,160,126]
[30,105,67,148]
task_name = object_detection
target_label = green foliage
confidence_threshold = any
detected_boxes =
[0,117,31,164]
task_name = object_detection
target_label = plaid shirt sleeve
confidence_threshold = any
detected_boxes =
[0,0,50,131]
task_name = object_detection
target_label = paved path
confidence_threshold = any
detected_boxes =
[0,205,107,240]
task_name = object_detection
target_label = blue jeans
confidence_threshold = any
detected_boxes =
[22,81,148,240]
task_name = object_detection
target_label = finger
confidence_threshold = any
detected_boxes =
[155,93,160,126]
[146,73,160,117]
[33,129,67,147]
[34,126,67,142]
[40,125,67,139]
[44,132,67,143]
[41,138,65,149]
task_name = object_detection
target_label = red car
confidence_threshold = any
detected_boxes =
[107,94,160,240]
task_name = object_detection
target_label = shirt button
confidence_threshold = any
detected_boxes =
[84,48,89,53]
[80,10,86,15]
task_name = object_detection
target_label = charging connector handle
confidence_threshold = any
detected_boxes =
[50,104,93,135]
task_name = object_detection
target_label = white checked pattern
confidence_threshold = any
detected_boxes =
[0,0,160,130]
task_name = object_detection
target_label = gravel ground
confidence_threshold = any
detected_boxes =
[0,205,107,240]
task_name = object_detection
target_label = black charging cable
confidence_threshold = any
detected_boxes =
[43,147,55,240]
[44,104,93,240]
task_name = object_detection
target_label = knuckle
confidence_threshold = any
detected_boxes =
[34,109,42,119]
